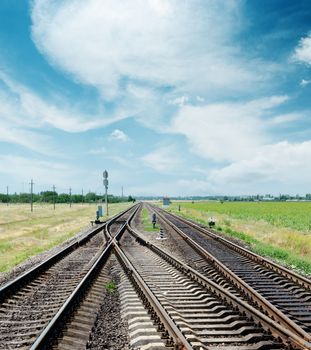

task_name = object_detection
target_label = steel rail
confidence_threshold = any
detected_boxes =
[107,204,193,349]
[159,205,311,291]
[30,241,113,349]
[29,203,139,349]
[151,204,311,344]
[113,242,193,350]
[105,202,141,240]
[127,210,311,350]
[0,204,136,303]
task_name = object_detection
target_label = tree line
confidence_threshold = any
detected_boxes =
[0,191,135,204]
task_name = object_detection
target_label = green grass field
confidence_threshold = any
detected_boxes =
[167,201,311,276]
[0,202,131,273]
[141,207,159,232]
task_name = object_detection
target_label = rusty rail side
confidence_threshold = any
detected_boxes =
[113,241,193,350]
[159,205,311,291]
[151,205,311,344]
[127,212,311,350]
[0,204,137,303]
[29,204,140,349]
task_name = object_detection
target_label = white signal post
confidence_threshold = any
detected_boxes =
[103,170,108,217]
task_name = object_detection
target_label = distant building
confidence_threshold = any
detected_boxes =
[163,197,171,207]
[262,196,274,201]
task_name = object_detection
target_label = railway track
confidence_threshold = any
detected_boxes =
[146,204,311,345]
[116,217,310,349]
[0,205,137,350]
[1,202,311,349]
[31,203,183,350]
[30,202,302,350]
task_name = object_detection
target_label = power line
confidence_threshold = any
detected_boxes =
[52,185,56,210]
[30,179,34,212]
[69,187,72,208]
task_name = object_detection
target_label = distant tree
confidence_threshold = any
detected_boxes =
[85,192,97,203]
[58,193,70,203]
[41,191,57,203]
[0,194,8,203]
[72,194,83,203]
[19,193,31,203]
[127,195,136,203]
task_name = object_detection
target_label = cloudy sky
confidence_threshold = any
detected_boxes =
[1,0,311,196]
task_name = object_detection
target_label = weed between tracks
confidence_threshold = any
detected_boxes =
[141,207,159,232]
[105,280,117,293]
[166,201,311,276]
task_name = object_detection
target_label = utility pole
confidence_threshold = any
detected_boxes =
[81,188,84,205]
[88,189,91,205]
[6,185,9,206]
[103,170,109,217]
[30,179,34,212]
[121,186,124,199]
[69,187,72,208]
[52,185,56,210]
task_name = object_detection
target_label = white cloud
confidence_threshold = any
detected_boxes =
[31,0,269,103]
[88,147,133,167]
[0,154,76,188]
[293,33,311,65]
[109,129,129,142]
[0,120,50,154]
[0,72,128,134]
[142,146,181,173]
[167,95,311,194]
[196,96,204,102]
[209,141,311,193]
[171,96,288,162]
[136,141,311,196]
[266,113,303,125]
[169,95,189,106]
[300,79,311,87]
[88,147,107,155]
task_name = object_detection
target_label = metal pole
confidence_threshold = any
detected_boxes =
[105,186,108,216]
[6,185,8,206]
[103,170,108,217]
[30,179,34,212]
[69,187,72,208]
[52,185,56,210]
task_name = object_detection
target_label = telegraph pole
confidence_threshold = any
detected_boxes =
[69,187,72,208]
[30,179,34,212]
[52,185,56,210]
[6,185,9,206]
[103,170,108,216]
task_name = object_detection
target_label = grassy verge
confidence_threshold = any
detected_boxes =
[167,202,311,276]
[220,227,311,275]
[0,202,131,273]
[141,207,159,232]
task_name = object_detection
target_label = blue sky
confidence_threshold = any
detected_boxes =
[1,0,311,196]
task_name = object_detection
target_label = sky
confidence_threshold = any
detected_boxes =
[1,0,311,196]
